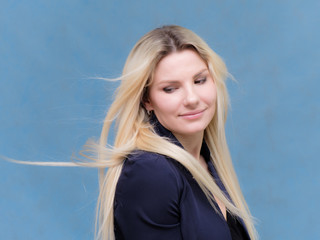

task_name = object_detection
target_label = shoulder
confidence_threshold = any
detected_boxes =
[115,150,183,203]
[114,151,183,237]
[123,151,179,178]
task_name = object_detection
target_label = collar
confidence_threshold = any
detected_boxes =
[150,113,229,196]
[150,114,248,234]
[150,113,210,161]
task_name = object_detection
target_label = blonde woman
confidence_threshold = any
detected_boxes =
[92,25,258,240]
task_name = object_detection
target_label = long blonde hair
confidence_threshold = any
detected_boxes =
[82,25,258,240]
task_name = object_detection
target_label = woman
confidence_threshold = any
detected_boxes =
[89,25,258,240]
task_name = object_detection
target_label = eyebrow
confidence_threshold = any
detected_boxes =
[158,69,209,84]
[193,69,208,79]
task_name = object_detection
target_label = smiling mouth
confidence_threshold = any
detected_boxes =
[179,109,205,118]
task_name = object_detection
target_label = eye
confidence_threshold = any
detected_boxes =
[163,86,177,93]
[195,77,207,84]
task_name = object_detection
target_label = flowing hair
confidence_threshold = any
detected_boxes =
[5,25,257,239]
[82,25,258,240]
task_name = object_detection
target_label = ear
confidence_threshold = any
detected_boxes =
[144,98,154,111]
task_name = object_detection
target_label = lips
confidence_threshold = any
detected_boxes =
[179,109,205,119]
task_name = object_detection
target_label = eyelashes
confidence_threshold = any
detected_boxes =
[162,77,207,93]
[163,87,177,93]
[194,77,207,84]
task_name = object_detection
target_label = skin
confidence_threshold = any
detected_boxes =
[145,49,227,219]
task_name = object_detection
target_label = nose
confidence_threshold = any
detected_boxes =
[183,85,199,107]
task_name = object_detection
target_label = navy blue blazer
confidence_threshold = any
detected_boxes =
[114,117,249,239]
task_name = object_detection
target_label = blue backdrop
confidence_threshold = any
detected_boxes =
[1,1,319,239]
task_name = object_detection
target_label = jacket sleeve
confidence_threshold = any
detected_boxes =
[114,153,182,240]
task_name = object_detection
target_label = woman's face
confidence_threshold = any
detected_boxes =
[145,49,217,139]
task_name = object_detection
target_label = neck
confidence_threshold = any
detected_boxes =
[173,131,204,161]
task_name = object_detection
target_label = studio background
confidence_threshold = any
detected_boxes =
[1,1,319,239]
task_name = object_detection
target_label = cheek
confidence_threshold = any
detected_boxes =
[149,94,168,114]
[203,83,217,106]
[210,91,217,105]
[150,91,181,114]
[153,98,177,114]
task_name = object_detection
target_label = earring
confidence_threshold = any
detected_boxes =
[147,109,153,116]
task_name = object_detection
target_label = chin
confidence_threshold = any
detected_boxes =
[175,125,208,137]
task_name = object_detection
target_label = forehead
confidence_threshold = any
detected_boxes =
[153,50,207,82]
